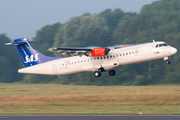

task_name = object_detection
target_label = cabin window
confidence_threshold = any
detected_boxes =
[94,58,96,60]
[107,56,109,58]
[68,63,70,65]
[81,60,83,63]
[71,62,73,65]
[110,55,112,58]
[120,54,121,56]
[159,44,162,47]
[100,57,102,59]
[132,51,134,54]
[113,55,115,57]
[126,53,128,55]
[74,61,76,64]
[97,57,99,60]
[123,53,125,56]
[104,56,106,59]
[84,60,86,62]
[62,64,64,66]
[129,52,131,55]
[78,61,79,64]
[65,63,67,66]
[155,44,158,48]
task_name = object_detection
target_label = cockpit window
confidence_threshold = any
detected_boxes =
[155,43,168,48]
[162,43,168,46]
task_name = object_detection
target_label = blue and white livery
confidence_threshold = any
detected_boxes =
[6,38,177,77]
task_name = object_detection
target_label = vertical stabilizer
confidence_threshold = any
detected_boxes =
[14,38,59,67]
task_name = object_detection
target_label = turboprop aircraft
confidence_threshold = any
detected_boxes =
[5,38,177,77]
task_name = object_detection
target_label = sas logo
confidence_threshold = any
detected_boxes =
[24,54,39,63]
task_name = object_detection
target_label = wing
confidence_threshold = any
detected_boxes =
[48,47,111,57]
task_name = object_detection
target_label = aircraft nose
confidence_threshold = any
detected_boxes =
[171,47,177,54]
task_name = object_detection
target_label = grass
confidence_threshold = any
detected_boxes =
[0,105,180,115]
[0,83,180,114]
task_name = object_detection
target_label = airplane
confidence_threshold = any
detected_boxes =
[5,38,177,77]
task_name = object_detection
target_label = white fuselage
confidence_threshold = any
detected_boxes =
[18,41,177,76]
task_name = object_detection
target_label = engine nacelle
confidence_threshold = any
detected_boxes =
[91,48,110,57]
[121,46,129,48]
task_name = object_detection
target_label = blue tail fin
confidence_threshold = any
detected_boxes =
[14,38,59,67]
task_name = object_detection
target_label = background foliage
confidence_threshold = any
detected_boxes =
[1,0,180,85]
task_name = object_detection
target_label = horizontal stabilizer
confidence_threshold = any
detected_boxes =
[4,42,36,45]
